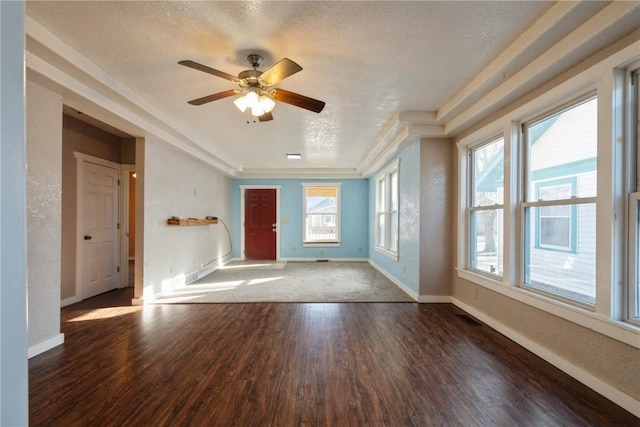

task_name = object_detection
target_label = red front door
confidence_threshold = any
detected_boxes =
[244,189,277,260]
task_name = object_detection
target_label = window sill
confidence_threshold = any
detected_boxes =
[302,242,341,248]
[457,268,640,349]
[375,246,398,261]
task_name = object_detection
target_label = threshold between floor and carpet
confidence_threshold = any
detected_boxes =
[153,260,414,304]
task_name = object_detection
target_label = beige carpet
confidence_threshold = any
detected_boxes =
[154,261,414,303]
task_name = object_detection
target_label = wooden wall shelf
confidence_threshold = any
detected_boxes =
[167,218,218,226]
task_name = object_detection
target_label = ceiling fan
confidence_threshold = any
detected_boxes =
[178,54,325,122]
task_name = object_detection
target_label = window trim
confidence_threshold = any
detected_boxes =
[467,135,505,278]
[301,183,341,247]
[375,159,400,260]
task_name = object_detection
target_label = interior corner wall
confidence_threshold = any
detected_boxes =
[369,141,421,295]
[419,138,453,298]
[26,79,64,354]
[143,139,233,300]
[61,114,124,301]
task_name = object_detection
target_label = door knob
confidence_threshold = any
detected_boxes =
[84,235,92,240]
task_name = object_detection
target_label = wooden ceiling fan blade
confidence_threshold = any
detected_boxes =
[258,112,273,122]
[259,58,302,85]
[178,60,240,83]
[187,90,238,106]
[273,89,325,113]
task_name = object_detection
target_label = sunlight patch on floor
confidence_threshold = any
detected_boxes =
[247,277,283,286]
[68,306,143,322]
[187,280,244,291]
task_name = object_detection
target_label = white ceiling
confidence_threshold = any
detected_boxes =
[25,1,640,178]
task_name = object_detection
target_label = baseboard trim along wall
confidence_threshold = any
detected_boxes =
[418,295,452,303]
[368,259,418,301]
[61,295,81,308]
[28,333,64,359]
[452,298,640,418]
[278,258,368,262]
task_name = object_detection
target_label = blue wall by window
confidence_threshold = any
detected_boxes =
[368,141,421,295]
[233,179,369,259]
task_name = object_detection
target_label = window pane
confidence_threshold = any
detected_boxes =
[524,203,596,305]
[469,209,503,275]
[390,172,398,211]
[390,211,398,252]
[306,213,336,240]
[472,137,504,207]
[539,183,572,200]
[304,185,339,242]
[378,180,386,212]
[540,216,571,247]
[526,97,597,202]
[634,198,640,319]
[378,213,385,247]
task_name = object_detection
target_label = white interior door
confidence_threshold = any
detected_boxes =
[81,161,119,299]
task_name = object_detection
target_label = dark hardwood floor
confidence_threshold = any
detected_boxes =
[29,289,638,426]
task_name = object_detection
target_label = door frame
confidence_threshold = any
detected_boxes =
[74,152,125,299]
[119,164,135,288]
[239,185,281,260]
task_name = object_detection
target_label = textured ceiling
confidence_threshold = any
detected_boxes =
[24,1,640,177]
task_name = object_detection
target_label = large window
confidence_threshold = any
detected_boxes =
[522,96,597,305]
[302,183,341,245]
[457,48,640,350]
[469,137,504,276]
[375,160,399,259]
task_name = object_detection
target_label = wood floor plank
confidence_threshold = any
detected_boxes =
[29,289,638,426]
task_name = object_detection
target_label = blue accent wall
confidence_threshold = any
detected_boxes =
[233,179,369,259]
[368,141,421,295]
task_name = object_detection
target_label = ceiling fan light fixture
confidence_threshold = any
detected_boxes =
[233,96,249,113]
[259,95,276,113]
[250,104,265,117]
[245,91,259,107]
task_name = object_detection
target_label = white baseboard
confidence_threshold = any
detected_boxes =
[368,259,418,301]
[280,258,368,262]
[451,298,640,418]
[61,295,81,307]
[418,295,452,303]
[28,333,64,359]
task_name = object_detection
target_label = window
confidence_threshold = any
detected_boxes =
[456,48,640,350]
[375,160,399,259]
[522,96,597,306]
[469,137,504,276]
[535,178,577,252]
[302,183,341,245]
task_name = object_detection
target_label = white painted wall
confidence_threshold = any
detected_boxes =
[0,2,29,424]
[26,80,64,355]
[143,139,233,300]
